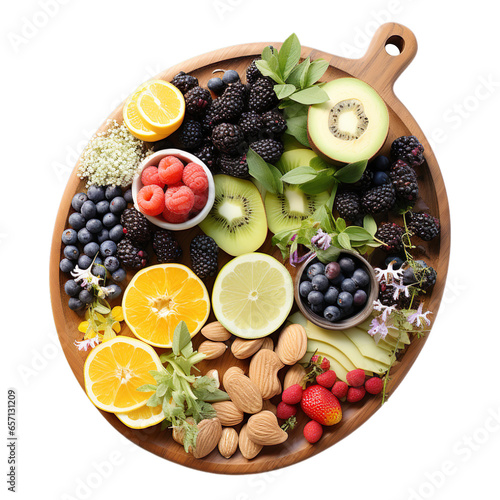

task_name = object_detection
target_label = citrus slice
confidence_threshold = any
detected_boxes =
[137,80,185,134]
[116,404,164,429]
[212,253,294,339]
[83,336,162,413]
[122,264,210,348]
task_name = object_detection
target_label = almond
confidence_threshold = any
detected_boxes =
[205,369,220,388]
[275,324,308,365]
[218,427,239,459]
[223,368,262,414]
[211,401,244,426]
[248,349,284,400]
[284,363,307,390]
[198,340,227,360]
[191,418,222,459]
[239,424,263,460]
[262,399,277,415]
[246,410,288,446]
[231,337,265,359]
[201,321,232,342]
[260,337,274,350]
[172,417,196,446]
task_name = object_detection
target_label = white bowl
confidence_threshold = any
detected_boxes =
[132,149,215,231]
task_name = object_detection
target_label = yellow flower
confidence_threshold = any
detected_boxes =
[78,321,89,333]
[111,306,124,322]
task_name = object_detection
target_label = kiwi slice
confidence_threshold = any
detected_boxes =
[199,175,268,256]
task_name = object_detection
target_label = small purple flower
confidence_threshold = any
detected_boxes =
[407,303,432,328]
[290,249,314,267]
[368,316,389,342]
[311,229,331,251]
[392,281,411,300]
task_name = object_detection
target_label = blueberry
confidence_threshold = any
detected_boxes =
[311,274,330,293]
[61,228,78,245]
[96,229,110,244]
[329,273,345,286]
[68,297,84,311]
[403,260,427,285]
[324,286,340,305]
[102,213,119,228]
[78,254,93,269]
[109,224,124,242]
[207,77,225,95]
[96,200,110,217]
[100,240,117,257]
[86,218,103,234]
[307,262,325,279]
[109,197,127,214]
[81,200,97,220]
[111,268,127,283]
[77,228,94,245]
[64,279,80,297]
[299,281,313,298]
[71,192,88,211]
[106,284,122,300]
[59,258,74,274]
[94,256,103,266]
[339,257,356,277]
[83,242,100,257]
[69,212,86,231]
[324,306,342,322]
[373,171,390,186]
[222,70,240,85]
[63,245,79,260]
[341,306,355,318]
[307,290,324,306]
[87,185,106,202]
[337,291,353,309]
[352,268,370,287]
[79,289,94,304]
[370,155,390,172]
[104,256,120,273]
[310,303,325,315]
[385,255,404,270]
[92,264,106,279]
[341,278,358,294]
[325,262,341,280]
[105,185,122,200]
[123,189,133,203]
[353,289,368,307]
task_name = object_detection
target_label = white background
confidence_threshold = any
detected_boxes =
[2,1,499,499]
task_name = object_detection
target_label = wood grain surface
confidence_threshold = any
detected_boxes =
[49,23,450,474]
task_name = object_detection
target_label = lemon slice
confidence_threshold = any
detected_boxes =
[212,253,294,339]
[116,404,164,429]
[84,336,163,413]
[137,80,185,134]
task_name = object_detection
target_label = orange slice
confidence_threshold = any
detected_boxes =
[83,336,162,413]
[122,264,210,348]
[116,404,164,429]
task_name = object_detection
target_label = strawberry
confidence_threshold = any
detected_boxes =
[301,384,342,426]
[282,384,303,405]
[365,377,384,395]
[331,380,348,399]
[276,401,297,420]
[303,420,323,444]
[311,354,330,371]
[347,386,366,403]
[346,369,365,387]
[316,370,336,388]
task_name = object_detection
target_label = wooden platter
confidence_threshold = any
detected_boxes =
[49,23,450,474]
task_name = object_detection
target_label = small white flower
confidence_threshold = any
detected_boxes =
[74,337,101,351]
[392,281,411,300]
[407,303,432,328]
[372,300,397,322]
[374,262,404,283]
[71,265,102,288]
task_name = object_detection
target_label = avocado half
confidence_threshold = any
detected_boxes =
[307,78,389,165]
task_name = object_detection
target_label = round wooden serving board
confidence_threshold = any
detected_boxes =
[50,23,450,474]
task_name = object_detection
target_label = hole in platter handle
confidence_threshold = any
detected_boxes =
[350,23,418,99]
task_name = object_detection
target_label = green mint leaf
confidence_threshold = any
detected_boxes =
[299,57,311,89]
[261,45,273,62]
[338,232,352,249]
[181,341,193,358]
[268,54,280,76]
[284,115,310,147]
[137,384,157,393]
[305,59,329,86]
[334,159,368,183]
[279,33,301,80]
[363,215,378,236]
[194,387,230,403]
[255,60,283,84]
[316,245,341,264]
[289,86,329,105]
[269,164,284,194]
[94,304,110,314]
[287,58,312,88]
[336,218,347,232]
[310,156,334,172]
[344,226,374,241]
[274,83,296,99]
[172,321,191,356]
[283,102,308,118]
[281,166,318,184]
[299,174,335,195]
[326,182,338,211]
[247,148,279,194]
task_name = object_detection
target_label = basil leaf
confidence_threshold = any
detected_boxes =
[279,33,301,80]
[334,159,368,183]
[336,218,347,232]
[281,166,318,184]
[287,58,312,88]
[299,57,311,89]
[326,182,338,211]
[261,45,273,62]
[255,60,283,84]
[268,164,284,194]
[310,156,334,172]
[285,116,310,147]
[338,232,352,249]
[363,214,378,236]
[283,102,308,118]
[289,86,329,105]
[274,83,296,100]
[172,321,191,356]
[344,226,374,241]
[247,148,278,194]
[300,174,335,195]
[316,245,341,264]
[305,59,329,86]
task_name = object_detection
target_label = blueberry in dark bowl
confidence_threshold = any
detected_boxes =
[311,274,329,293]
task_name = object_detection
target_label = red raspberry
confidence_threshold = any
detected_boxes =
[316,370,337,388]
[182,162,208,193]
[331,381,348,399]
[320,357,330,371]
[193,189,208,211]
[162,207,188,224]
[158,156,184,185]
[347,386,366,403]
[165,185,195,215]
[136,185,165,216]
[346,369,365,387]
[303,420,323,444]
[282,384,303,405]
[276,401,297,420]
[365,377,384,395]
[141,166,165,188]
[164,182,184,199]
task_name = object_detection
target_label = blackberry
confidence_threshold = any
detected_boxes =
[391,135,425,167]
[246,59,263,85]
[376,222,404,253]
[403,260,437,291]
[121,207,151,244]
[352,170,373,191]
[219,154,249,178]
[361,184,396,214]
[408,212,440,241]
[152,230,182,263]
[180,119,204,150]
[378,281,414,309]
[335,191,362,221]
[212,83,246,123]
[211,123,246,155]
[117,237,148,270]
[171,71,199,94]
[193,142,219,173]
[248,78,278,113]
[389,160,419,203]
[200,103,218,135]
[249,138,283,164]
[238,111,264,137]
[261,110,287,136]
[184,86,212,117]
[190,235,219,279]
